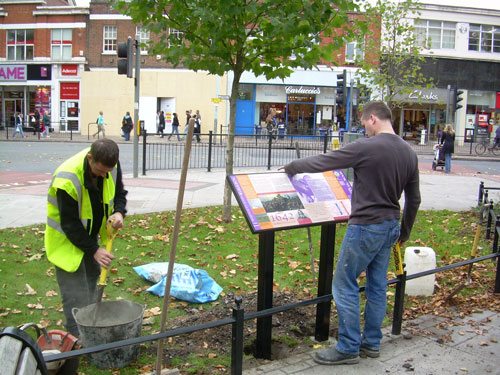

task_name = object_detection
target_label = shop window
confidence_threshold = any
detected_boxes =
[51,29,72,60]
[168,28,184,47]
[469,24,500,53]
[238,84,253,100]
[414,20,456,49]
[7,29,34,61]
[136,26,150,53]
[103,26,117,52]
[345,41,363,63]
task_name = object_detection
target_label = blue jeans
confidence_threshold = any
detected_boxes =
[12,123,25,138]
[333,219,400,355]
[168,125,180,140]
[444,153,451,173]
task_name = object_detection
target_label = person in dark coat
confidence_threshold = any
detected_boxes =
[440,124,455,174]
[158,111,165,138]
[122,112,133,141]
[168,112,181,141]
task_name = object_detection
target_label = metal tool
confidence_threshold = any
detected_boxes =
[446,204,489,301]
[93,221,118,324]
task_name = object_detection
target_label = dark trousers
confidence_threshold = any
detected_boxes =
[56,253,100,336]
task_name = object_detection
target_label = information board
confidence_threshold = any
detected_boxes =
[228,170,352,233]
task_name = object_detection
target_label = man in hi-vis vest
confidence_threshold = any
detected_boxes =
[45,139,127,336]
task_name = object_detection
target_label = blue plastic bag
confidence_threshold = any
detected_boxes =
[133,262,223,303]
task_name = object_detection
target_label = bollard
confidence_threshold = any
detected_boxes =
[231,295,244,375]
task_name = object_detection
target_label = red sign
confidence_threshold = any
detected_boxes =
[61,64,78,76]
[496,92,500,109]
[60,82,79,100]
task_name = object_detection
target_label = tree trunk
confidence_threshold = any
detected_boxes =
[222,70,243,222]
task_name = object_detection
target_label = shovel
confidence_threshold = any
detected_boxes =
[446,204,489,301]
[93,221,119,324]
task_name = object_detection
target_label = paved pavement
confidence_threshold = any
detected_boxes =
[0,144,499,374]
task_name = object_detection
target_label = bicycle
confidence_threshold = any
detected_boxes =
[475,139,500,156]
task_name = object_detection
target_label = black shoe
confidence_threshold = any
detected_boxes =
[360,345,380,358]
[313,347,359,365]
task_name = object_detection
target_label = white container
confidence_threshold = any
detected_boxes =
[404,247,436,296]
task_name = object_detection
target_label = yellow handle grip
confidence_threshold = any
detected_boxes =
[97,221,118,286]
[392,241,404,276]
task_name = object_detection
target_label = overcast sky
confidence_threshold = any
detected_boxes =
[73,0,499,11]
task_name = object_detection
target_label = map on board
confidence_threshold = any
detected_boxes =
[227,170,352,233]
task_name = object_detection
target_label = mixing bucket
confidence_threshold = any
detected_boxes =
[72,300,144,369]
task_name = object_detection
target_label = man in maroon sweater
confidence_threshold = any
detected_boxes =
[283,101,421,365]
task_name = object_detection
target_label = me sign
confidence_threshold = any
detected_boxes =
[0,65,27,81]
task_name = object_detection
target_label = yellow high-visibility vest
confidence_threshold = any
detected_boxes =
[44,148,117,272]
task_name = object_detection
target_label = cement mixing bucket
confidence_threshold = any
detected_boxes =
[72,300,144,369]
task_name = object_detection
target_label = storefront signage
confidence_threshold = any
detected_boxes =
[0,65,26,81]
[408,89,438,101]
[61,64,78,76]
[60,82,80,100]
[285,86,321,95]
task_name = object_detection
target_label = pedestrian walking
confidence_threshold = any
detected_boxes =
[159,110,165,138]
[168,112,181,141]
[33,110,41,135]
[12,112,25,138]
[42,111,50,138]
[193,114,201,143]
[440,124,455,174]
[182,110,191,140]
[281,101,421,366]
[93,111,106,138]
[45,138,127,337]
[121,111,133,141]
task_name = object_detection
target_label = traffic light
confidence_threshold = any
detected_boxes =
[454,88,464,111]
[336,69,347,106]
[117,37,134,78]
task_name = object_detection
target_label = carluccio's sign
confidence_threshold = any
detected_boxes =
[285,86,321,95]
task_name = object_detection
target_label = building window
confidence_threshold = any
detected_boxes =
[469,24,500,53]
[103,26,117,52]
[168,28,183,47]
[345,41,364,63]
[136,26,150,52]
[7,29,34,61]
[415,20,456,49]
[51,29,72,60]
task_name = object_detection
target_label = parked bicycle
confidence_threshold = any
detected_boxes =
[475,139,500,156]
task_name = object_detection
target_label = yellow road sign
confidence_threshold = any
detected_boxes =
[211,98,222,104]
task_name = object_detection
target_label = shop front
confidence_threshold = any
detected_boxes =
[393,88,449,142]
[0,64,52,129]
[237,84,338,136]
[0,63,82,132]
[465,90,499,141]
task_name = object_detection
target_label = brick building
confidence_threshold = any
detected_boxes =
[0,0,87,132]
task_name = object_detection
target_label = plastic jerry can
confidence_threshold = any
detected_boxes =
[404,247,436,296]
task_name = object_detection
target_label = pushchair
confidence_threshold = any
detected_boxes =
[432,144,445,171]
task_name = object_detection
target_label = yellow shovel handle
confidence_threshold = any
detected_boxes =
[97,221,118,286]
[392,241,404,276]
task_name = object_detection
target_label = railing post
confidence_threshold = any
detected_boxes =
[486,200,494,239]
[70,126,73,141]
[267,133,272,170]
[142,131,147,176]
[392,271,407,335]
[493,215,500,258]
[231,295,244,375]
[478,181,484,206]
[323,134,328,153]
[207,131,213,172]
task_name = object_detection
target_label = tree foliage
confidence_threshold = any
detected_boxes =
[355,0,434,108]
[115,0,367,221]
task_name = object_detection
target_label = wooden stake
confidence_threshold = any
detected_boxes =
[155,118,196,375]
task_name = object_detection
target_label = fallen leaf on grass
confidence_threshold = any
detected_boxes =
[27,303,44,309]
[25,284,37,295]
[45,290,58,297]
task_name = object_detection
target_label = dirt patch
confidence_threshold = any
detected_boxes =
[155,291,334,373]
